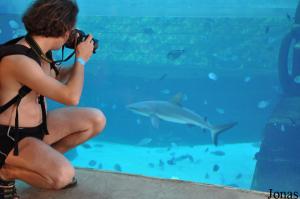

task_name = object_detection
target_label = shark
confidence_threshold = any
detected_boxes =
[126,93,237,146]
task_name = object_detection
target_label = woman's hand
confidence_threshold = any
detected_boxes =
[75,34,95,62]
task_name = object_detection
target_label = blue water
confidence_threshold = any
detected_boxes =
[1,0,299,193]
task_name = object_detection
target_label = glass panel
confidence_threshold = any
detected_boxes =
[1,0,299,194]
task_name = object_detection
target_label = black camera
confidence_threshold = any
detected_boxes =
[64,29,98,53]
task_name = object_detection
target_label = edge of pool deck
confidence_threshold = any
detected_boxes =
[17,167,268,199]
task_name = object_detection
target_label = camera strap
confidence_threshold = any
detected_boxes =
[25,34,53,63]
[56,45,76,65]
[24,34,76,75]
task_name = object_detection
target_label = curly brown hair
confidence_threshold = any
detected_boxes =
[22,0,78,37]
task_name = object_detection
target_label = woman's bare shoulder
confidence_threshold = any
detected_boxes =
[1,53,38,65]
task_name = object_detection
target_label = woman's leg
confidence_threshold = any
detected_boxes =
[44,107,106,153]
[0,107,106,189]
[0,137,75,189]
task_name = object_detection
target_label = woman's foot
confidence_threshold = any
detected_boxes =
[0,179,19,199]
[62,177,77,189]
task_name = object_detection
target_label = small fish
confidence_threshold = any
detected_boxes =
[267,37,277,45]
[265,26,270,34]
[167,49,185,60]
[183,94,188,101]
[9,20,19,29]
[148,163,155,168]
[143,27,154,35]
[167,158,176,165]
[112,104,117,110]
[95,144,103,148]
[216,108,225,114]
[159,159,164,168]
[187,123,196,128]
[137,138,152,146]
[235,173,243,180]
[170,152,176,157]
[272,86,283,95]
[286,13,292,21]
[257,100,270,109]
[254,152,259,160]
[159,73,168,80]
[100,103,107,108]
[294,75,300,84]
[114,164,122,172]
[136,118,141,125]
[160,89,171,94]
[12,29,26,38]
[204,147,209,152]
[228,184,239,188]
[213,164,220,172]
[82,143,92,149]
[185,155,194,162]
[231,55,238,61]
[205,173,210,179]
[210,150,225,156]
[88,160,97,167]
[172,154,194,163]
[208,72,218,80]
[294,42,300,50]
[244,76,251,82]
[280,124,286,132]
[171,142,177,148]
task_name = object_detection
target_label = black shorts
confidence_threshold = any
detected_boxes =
[0,123,45,168]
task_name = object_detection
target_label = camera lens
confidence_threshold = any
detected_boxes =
[64,29,98,53]
[64,29,79,49]
[92,39,98,53]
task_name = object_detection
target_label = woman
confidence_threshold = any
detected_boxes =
[0,0,106,198]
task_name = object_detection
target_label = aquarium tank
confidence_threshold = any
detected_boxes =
[0,0,300,193]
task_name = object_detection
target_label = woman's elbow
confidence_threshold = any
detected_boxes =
[66,96,80,106]
[59,87,80,106]
[63,91,80,106]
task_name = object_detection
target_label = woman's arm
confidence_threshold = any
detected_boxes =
[8,55,84,106]
[8,35,94,106]
[56,66,74,83]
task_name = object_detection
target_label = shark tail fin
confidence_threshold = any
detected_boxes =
[211,122,238,146]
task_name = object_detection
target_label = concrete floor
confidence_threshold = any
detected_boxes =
[17,168,268,199]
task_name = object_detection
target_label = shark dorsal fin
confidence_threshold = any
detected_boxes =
[170,92,184,106]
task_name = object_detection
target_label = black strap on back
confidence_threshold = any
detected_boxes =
[25,34,60,76]
[47,51,60,76]
[0,87,31,114]
[0,36,50,156]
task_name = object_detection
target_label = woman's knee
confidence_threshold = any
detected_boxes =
[88,108,106,135]
[49,162,75,189]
